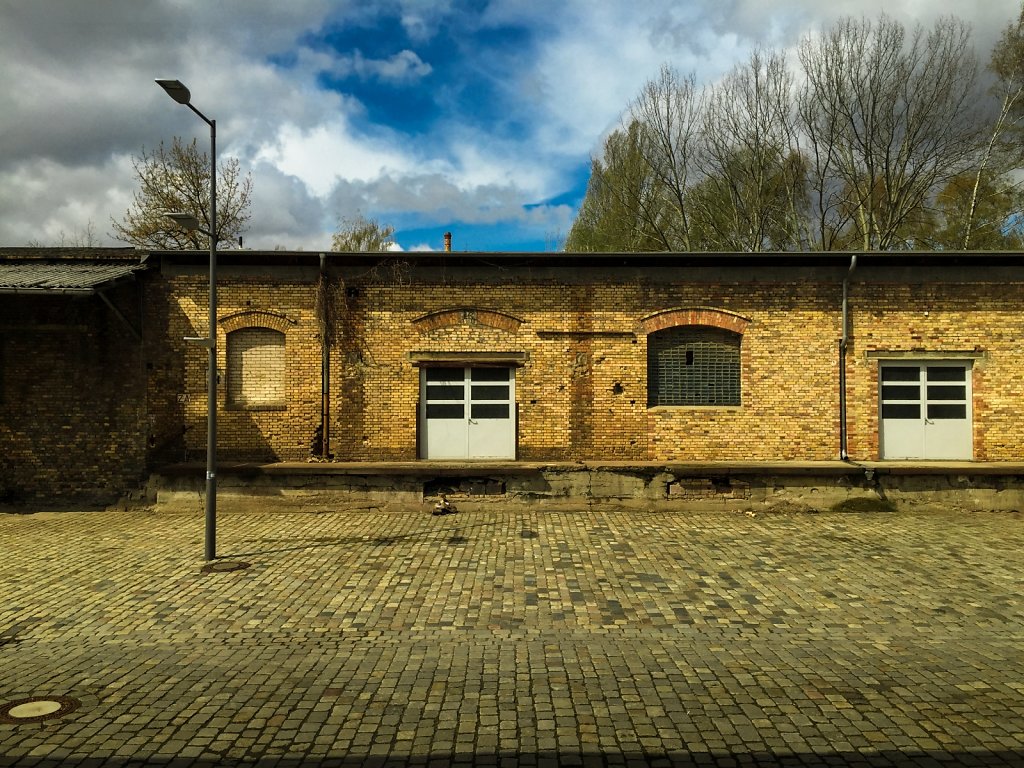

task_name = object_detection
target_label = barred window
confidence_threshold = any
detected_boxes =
[647,326,741,406]
[227,327,286,408]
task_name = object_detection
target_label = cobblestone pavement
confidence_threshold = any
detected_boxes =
[1,505,1022,767]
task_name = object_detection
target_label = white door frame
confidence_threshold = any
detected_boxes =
[420,366,516,459]
[879,360,973,460]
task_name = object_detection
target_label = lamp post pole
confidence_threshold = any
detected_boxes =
[156,79,218,561]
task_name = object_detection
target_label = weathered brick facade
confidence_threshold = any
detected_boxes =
[4,249,1022,503]
[154,252,1024,466]
[0,277,146,503]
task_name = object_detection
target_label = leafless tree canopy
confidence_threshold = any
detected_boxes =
[567,11,1024,252]
[331,213,396,252]
[111,137,253,249]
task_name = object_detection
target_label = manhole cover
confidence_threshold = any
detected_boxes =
[0,696,80,724]
[200,560,251,574]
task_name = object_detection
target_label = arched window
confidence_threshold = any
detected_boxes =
[226,327,286,408]
[647,326,741,407]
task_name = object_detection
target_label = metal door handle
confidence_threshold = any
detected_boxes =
[468,418,478,424]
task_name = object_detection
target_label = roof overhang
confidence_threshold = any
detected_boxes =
[0,257,148,295]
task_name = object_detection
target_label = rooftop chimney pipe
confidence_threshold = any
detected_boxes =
[444,232,452,252]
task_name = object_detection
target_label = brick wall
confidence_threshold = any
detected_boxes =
[331,278,840,461]
[152,268,321,462]
[846,280,1023,460]
[0,286,146,504]
[153,257,1024,465]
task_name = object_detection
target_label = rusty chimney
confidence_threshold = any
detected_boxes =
[444,231,452,252]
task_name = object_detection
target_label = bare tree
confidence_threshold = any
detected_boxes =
[111,137,252,249]
[957,4,1024,249]
[697,49,805,251]
[797,15,982,250]
[628,65,704,250]
[331,213,396,252]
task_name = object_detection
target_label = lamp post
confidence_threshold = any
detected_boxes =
[156,78,218,561]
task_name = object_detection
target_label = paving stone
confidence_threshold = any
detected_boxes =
[1,507,1022,765]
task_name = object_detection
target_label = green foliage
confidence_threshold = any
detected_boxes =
[565,123,674,252]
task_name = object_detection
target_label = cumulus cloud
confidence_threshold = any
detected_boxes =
[296,48,433,84]
[0,0,1018,250]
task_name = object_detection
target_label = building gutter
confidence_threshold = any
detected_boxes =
[319,253,331,459]
[839,254,858,460]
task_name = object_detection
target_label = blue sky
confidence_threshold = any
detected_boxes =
[0,0,1019,252]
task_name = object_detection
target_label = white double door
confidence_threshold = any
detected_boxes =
[879,362,972,460]
[420,367,515,459]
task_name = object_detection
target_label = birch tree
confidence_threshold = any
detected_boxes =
[797,15,981,250]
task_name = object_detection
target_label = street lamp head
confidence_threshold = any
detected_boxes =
[156,79,191,105]
[164,211,203,232]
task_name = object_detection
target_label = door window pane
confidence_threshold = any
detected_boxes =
[927,385,965,401]
[426,385,464,400]
[928,404,966,420]
[927,367,965,382]
[881,367,920,382]
[472,385,509,400]
[426,368,461,382]
[471,404,509,419]
[471,368,509,382]
[882,385,920,400]
[426,404,464,419]
[882,403,920,419]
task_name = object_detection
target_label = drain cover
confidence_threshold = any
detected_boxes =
[200,560,251,574]
[0,696,80,724]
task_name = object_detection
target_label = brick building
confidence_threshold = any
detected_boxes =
[2,247,1022,503]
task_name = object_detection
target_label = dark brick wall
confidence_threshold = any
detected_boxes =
[0,285,147,504]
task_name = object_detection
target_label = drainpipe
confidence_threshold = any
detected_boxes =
[319,253,331,459]
[839,254,858,460]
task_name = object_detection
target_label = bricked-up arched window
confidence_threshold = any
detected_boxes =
[647,326,741,407]
[227,327,286,408]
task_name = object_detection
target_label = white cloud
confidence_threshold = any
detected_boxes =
[296,47,433,84]
[0,0,1019,251]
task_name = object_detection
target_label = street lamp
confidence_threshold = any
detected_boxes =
[156,78,218,562]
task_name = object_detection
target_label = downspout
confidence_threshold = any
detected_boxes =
[839,254,858,460]
[319,253,331,459]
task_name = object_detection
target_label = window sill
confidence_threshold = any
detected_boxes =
[648,405,742,412]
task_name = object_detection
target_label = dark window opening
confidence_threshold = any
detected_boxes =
[647,326,741,407]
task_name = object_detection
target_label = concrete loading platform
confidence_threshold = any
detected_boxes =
[150,460,1024,514]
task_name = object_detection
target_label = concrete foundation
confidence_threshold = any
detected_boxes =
[148,461,1024,514]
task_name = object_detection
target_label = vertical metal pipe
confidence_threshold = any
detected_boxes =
[839,254,857,461]
[320,253,330,459]
[205,118,217,561]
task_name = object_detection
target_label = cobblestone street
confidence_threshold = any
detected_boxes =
[1,505,1022,767]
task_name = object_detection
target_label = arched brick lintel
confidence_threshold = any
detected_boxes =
[639,307,750,335]
[219,309,296,334]
[413,307,523,334]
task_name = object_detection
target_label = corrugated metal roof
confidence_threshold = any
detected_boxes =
[0,259,147,293]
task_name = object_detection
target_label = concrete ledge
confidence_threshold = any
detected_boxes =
[149,460,1024,514]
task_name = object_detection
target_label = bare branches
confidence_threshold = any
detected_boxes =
[568,11,1015,253]
[331,213,396,252]
[111,138,252,249]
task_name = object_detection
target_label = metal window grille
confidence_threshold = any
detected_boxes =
[647,327,741,406]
